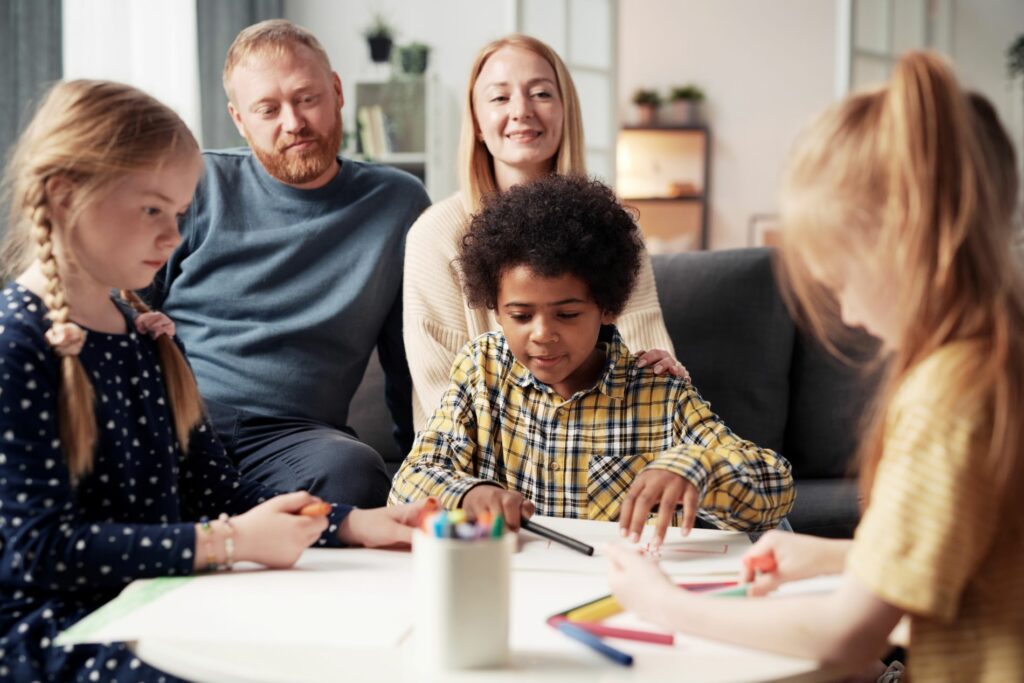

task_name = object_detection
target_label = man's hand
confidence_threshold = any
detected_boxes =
[461,485,535,530]
[618,469,699,548]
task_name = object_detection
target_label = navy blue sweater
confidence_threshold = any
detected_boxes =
[151,150,431,450]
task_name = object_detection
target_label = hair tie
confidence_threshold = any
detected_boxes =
[45,321,87,357]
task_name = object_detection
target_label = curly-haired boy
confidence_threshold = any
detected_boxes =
[390,175,794,545]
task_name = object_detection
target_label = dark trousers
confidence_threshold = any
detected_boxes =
[205,399,391,508]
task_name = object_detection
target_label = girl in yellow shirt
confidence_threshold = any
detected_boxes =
[606,51,1024,682]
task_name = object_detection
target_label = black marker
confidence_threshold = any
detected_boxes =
[521,518,595,556]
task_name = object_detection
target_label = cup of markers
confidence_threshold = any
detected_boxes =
[412,507,515,671]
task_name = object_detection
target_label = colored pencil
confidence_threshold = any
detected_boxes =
[554,620,634,666]
[744,553,777,573]
[565,595,623,622]
[298,502,331,516]
[548,616,673,645]
[521,518,595,556]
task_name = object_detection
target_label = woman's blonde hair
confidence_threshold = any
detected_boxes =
[777,52,1024,522]
[1,79,205,482]
[458,34,586,212]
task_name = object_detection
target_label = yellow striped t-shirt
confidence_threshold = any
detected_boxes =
[847,341,1024,682]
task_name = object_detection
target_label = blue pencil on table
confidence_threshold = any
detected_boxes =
[555,620,634,666]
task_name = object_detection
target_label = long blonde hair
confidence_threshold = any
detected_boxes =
[777,52,1024,521]
[458,34,586,212]
[1,80,205,482]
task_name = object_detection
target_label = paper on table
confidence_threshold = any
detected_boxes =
[513,516,751,576]
[57,548,415,648]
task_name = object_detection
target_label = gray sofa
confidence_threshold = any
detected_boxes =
[349,247,874,537]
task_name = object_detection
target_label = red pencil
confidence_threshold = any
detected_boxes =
[547,616,674,646]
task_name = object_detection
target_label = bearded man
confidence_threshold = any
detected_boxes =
[148,19,430,508]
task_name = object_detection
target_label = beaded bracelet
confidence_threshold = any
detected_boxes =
[218,513,235,570]
[198,516,217,572]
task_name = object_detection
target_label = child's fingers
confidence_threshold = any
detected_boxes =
[652,487,678,548]
[502,493,523,530]
[270,490,321,512]
[678,485,698,537]
[618,486,639,538]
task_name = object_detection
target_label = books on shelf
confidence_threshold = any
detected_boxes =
[356,105,395,160]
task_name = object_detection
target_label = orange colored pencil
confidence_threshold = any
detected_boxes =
[299,502,332,516]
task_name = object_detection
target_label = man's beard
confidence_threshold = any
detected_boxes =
[249,111,342,186]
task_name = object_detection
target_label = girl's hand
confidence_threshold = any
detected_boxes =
[231,491,329,568]
[338,499,436,548]
[606,542,678,626]
[135,311,176,340]
[741,531,850,596]
[636,348,690,381]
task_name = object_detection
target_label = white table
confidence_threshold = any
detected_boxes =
[65,518,840,683]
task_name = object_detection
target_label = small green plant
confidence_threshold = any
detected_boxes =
[400,42,431,75]
[363,13,395,40]
[632,89,662,107]
[670,84,705,103]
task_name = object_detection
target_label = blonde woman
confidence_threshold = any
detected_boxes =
[404,34,684,430]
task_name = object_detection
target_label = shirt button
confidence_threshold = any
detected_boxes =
[549,460,561,471]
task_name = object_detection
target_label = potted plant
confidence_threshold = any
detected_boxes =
[669,84,705,125]
[632,89,662,126]
[363,13,395,64]
[399,42,431,75]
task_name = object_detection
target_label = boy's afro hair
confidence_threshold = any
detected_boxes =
[458,174,643,315]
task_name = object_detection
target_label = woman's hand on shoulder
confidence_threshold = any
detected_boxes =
[135,311,176,340]
[231,491,329,569]
[636,348,690,381]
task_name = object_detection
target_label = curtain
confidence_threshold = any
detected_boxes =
[196,0,283,149]
[0,0,62,223]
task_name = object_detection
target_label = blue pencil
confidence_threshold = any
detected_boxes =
[555,620,634,666]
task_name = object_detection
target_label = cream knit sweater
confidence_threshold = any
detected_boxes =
[403,192,676,431]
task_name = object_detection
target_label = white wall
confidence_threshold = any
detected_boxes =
[284,0,516,199]
[63,0,202,140]
[619,0,838,249]
[950,0,1024,202]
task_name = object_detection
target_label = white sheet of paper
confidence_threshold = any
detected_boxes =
[58,548,415,648]
[512,516,751,576]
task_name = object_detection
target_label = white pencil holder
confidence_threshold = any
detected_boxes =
[412,529,514,670]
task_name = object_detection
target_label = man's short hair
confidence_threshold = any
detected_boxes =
[459,174,643,316]
[222,19,333,102]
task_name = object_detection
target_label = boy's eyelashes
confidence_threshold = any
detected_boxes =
[507,311,582,321]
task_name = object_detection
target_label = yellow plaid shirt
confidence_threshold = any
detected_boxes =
[390,327,795,530]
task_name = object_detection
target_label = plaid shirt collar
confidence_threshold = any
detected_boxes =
[504,324,629,401]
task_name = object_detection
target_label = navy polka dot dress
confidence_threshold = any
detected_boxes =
[0,286,348,682]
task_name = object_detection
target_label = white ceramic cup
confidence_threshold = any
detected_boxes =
[412,529,514,670]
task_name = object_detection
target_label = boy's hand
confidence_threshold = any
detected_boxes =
[619,469,699,547]
[741,531,850,596]
[635,348,690,381]
[462,484,535,530]
[338,499,435,548]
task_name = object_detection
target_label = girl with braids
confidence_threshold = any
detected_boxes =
[606,52,1024,682]
[0,80,429,682]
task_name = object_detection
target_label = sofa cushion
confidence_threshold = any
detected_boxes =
[650,248,794,453]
